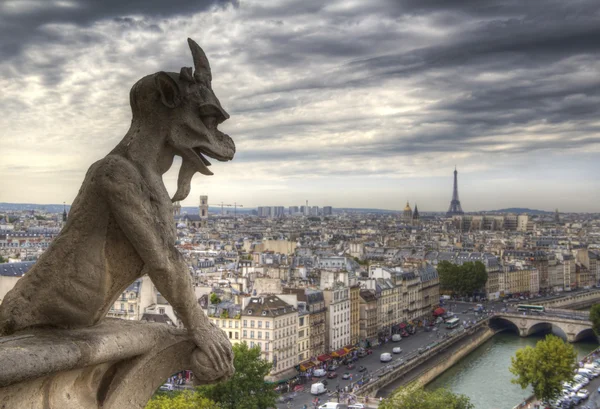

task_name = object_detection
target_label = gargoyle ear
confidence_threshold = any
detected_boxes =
[155,72,181,109]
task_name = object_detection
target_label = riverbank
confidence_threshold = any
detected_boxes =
[426,332,597,409]
[376,324,497,396]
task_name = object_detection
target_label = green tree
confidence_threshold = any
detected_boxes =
[0,255,6,263]
[590,304,600,337]
[380,385,474,409]
[197,342,276,409]
[210,293,221,305]
[510,334,577,401]
[437,261,487,296]
[145,390,220,409]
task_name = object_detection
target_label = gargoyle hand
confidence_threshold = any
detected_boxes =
[189,322,235,384]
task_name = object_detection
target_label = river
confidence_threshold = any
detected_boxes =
[425,332,597,409]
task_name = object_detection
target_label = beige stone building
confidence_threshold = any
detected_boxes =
[296,306,310,363]
[282,288,326,359]
[241,295,298,381]
[323,285,350,352]
[350,284,360,345]
[359,289,378,343]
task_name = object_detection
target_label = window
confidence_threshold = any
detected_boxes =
[250,341,254,348]
[266,322,270,329]
[299,317,304,326]
[243,330,247,337]
[128,305,134,312]
[265,343,269,351]
[120,303,125,311]
[251,321,255,328]
[250,331,254,339]
[129,293,135,300]
[229,321,232,328]
[235,321,239,328]
[258,321,262,328]
[243,320,247,328]
[298,330,304,338]
[258,331,262,339]
[265,332,269,340]
[235,332,239,339]
[228,331,232,339]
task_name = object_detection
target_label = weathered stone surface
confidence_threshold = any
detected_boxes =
[0,38,235,407]
[0,319,196,408]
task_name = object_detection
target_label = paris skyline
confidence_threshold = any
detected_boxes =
[1,0,599,212]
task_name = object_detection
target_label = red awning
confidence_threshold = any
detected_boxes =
[331,348,348,358]
[317,354,332,362]
[433,307,446,316]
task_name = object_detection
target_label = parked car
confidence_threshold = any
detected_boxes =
[380,353,392,362]
[358,365,367,372]
[277,395,294,404]
[392,334,402,342]
[327,371,338,379]
[159,383,174,392]
[392,347,402,354]
[327,364,339,371]
[342,372,351,380]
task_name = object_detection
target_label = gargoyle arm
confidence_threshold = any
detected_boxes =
[97,156,209,333]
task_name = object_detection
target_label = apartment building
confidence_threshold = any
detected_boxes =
[359,289,378,344]
[241,295,298,381]
[350,284,360,345]
[282,288,326,358]
[297,303,310,363]
[323,285,351,351]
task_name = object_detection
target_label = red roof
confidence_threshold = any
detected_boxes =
[317,354,332,362]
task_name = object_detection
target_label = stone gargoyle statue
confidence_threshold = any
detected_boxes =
[0,38,235,385]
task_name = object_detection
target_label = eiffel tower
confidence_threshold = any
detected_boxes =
[446,167,464,217]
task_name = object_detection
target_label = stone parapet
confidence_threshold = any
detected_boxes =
[0,319,194,409]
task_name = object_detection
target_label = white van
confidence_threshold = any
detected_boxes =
[311,382,327,395]
[318,403,345,409]
[392,334,402,342]
[313,368,327,377]
[380,352,392,362]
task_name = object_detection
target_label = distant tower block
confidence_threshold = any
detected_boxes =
[555,208,560,223]
[199,195,208,226]
[446,167,465,217]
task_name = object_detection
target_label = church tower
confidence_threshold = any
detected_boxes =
[62,202,68,223]
[199,195,208,227]
[412,203,420,225]
[173,201,181,216]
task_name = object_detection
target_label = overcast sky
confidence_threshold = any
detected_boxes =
[1,0,599,212]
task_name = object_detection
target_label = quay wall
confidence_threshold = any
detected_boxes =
[412,327,496,388]
[357,318,493,397]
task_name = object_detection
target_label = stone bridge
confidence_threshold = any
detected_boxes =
[491,313,594,343]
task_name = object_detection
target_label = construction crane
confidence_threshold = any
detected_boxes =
[207,202,244,215]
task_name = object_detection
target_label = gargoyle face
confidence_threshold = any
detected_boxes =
[152,39,236,202]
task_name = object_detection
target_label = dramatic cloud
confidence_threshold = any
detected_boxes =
[1,0,599,211]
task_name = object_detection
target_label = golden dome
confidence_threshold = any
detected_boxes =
[404,201,412,211]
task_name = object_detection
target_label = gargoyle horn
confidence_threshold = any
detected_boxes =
[187,38,212,83]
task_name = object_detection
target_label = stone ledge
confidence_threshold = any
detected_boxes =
[0,319,194,409]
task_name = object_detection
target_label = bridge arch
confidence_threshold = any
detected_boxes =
[526,322,554,339]
[573,328,597,343]
[489,316,519,335]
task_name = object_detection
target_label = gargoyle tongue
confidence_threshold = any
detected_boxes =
[171,149,213,202]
